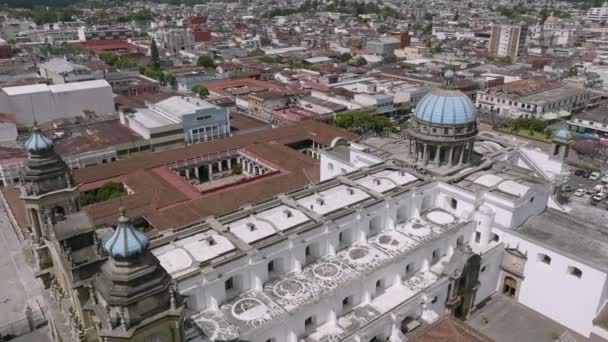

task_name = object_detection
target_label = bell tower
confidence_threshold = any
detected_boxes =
[88,208,185,342]
[19,124,79,267]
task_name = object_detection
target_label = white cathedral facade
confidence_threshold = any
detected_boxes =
[144,86,608,341]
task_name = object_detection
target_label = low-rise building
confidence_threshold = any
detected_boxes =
[77,25,132,41]
[38,58,104,84]
[475,79,590,118]
[365,37,401,56]
[0,80,115,126]
[154,29,195,54]
[121,96,230,149]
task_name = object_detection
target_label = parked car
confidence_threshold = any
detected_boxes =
[575,169,585,176]
[574,188,585,197]
[590,172,601,181]
[595,184,605,193]
[583,170,593,178]
[561,185,574,192]
[586,188,596,195]
[593,193,606,202]
[601,176,608,184]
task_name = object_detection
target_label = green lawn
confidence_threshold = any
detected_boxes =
[496,127,552,144]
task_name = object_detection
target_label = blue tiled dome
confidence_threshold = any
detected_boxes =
[104,209,149,259]
[554,128,572,140]
[414,90,477,125]
[24,126,53,153]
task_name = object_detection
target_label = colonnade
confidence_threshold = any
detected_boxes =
[409,140,475,167]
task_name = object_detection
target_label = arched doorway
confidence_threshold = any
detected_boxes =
[451,254,481,320]
[503,276,517,297]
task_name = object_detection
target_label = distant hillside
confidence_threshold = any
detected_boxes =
[2,0,81,9]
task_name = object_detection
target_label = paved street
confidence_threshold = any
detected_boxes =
[0,198,42,326]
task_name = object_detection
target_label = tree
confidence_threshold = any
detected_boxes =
[192,85,209,96]
[165,73,177,88]
[377,24,388,34]
[335,112,396,133]
[353,56,367,66]
[430,45,443,54]
[81,182,126,206]
[339,52,352,62]
[150,38,160,70]
[248,49,265,57]
[197,55,216,68]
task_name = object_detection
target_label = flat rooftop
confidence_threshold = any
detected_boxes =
[183,209,461,341]
[516,209,608,271]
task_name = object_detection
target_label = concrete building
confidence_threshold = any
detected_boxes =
[154,29,195,54]
[0,39,13,59]
[567,104,608,141]
[77,25,132,41]
[488,23,528,59]
[475,79,590,118]
[529,14,576,48]
[121,96,230,148]
[0,80,115,126]
[38,58,104,84]
[366,37,401,56]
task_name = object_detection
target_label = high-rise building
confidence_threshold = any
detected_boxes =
[488,23,528,59]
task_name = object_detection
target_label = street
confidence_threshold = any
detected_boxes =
[0,197,42,326]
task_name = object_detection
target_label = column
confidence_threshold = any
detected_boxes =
[434,146,441,165]
[469,141,475,162]
[218,161,223,172]
[458,145,465,165]
[208,164,213,180]
[423,144,429,165]
[227,159,232,169]
[185,168,191,180]
[194,166,200,180]
[448,147,454,166]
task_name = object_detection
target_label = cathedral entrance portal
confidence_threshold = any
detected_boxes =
[502,276,517,297]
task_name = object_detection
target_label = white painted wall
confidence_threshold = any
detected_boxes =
[500,231,608,337]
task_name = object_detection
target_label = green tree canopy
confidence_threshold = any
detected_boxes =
[335,112,396,133]
[150,38,160,70]
[353,56,367,66]
[197,55,216,68]
[81,182,126,207]
[339,52,352,62]
[192,84,209,96]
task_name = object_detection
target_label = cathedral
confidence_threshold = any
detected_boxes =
[16,76,608,342]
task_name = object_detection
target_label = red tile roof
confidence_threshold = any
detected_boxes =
[75,121,356,233]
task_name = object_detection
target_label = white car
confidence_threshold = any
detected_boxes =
[590,172,601,181]
[601,176,608,184]
[574,188,585,197]
[593,193,606,202]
